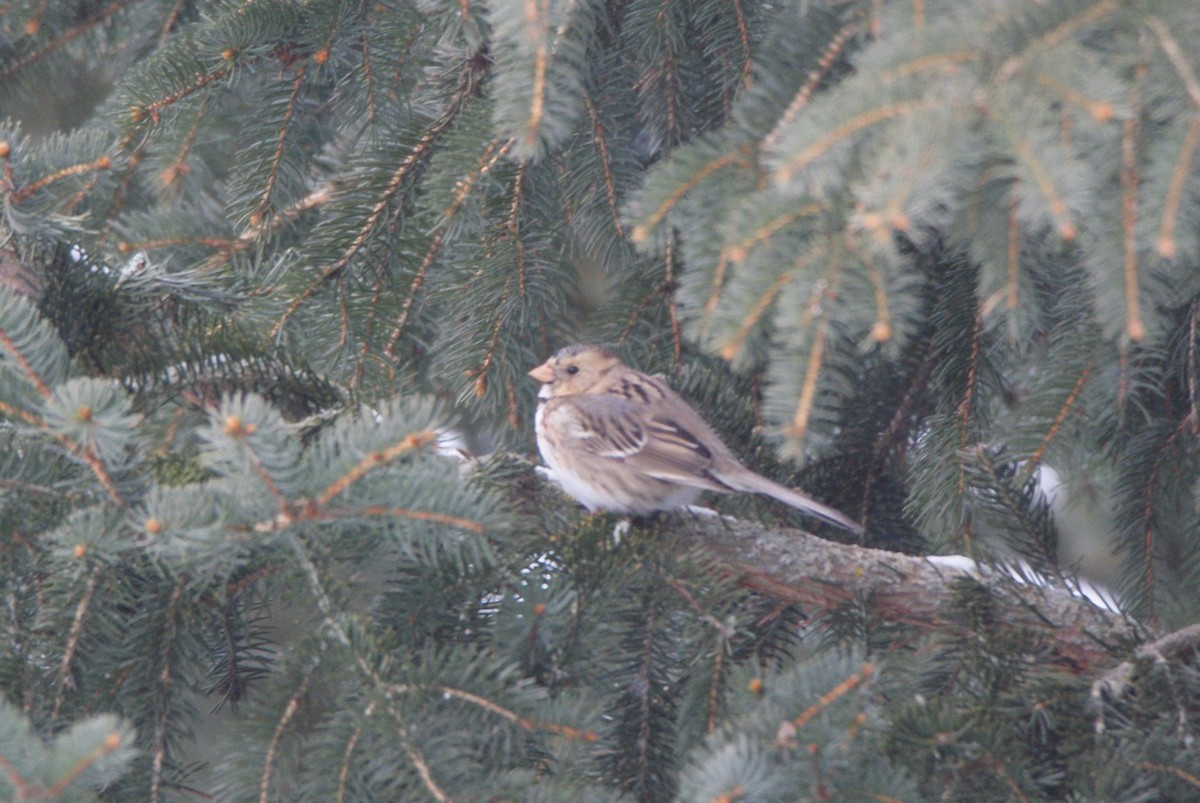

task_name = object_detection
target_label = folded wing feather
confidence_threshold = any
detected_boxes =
[562,396,732,493]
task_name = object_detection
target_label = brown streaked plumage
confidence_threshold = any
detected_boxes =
[529,344,862,533]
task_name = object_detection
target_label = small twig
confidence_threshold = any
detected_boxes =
[259,674,311,803]
[1091,622,1200,734]
[51,567,102,719]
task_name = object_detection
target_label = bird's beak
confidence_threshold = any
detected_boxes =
[528,362,555,383]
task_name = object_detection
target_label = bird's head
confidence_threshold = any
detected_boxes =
[528,344,621,397]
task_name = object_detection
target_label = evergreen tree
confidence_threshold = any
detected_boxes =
[2,0,1200,799]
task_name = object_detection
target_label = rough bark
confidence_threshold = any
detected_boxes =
[679,514,1144,672]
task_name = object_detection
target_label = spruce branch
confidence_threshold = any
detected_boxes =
[285,526,442,801]
[6,327,118,481]
[156,0,188,46]
[1005,193,1019,313]
[240,184,333,245]
[51,566,103,720]
[0,723,129,800]
[1155,115,1200,260]
[717,254,797,362]
[286,529,589,795]
[759,17,858,152]
[1120,66,1145,342]
[628,149,749,245]
[1190,300,1200,430]
[269,53,484,340]
[134,184,335,273]
[1030,71,1116,121]
[260,672,311,803]
[1116,417,1190,631]
[789,662,873,732]
[1148,17,1200,108]
[0,403,127,506]
[386,138,515,357]
[313,430,436,505]
[126,64,233,130]
[1032,0,1118,51]
[319,504,487,533]
[772,98,929,186]
[149,576,185,803]
[705,641,725,736]
[336,699,376,803]
[582,94,624,239]
[116,234,236,258]
[1091,622,1200,735]
[615,271,675,352]
[250,65,309,227]
[0,0,140,83]
[1148,15,1200,258]
[387,683,596,742]
[701,200,824,345]
[784,303,831,443]
[42,730,128,799]
[1001,119,1077,242]
[269,149,406,334]
[0,320,54,398]
[663,238,683,367]
[676,513,1139,672]
[1138,763,1200,793]
[622,604,670,799]
[0,744,35,795]
[1021,362,1093,483]
[9,154,113,205]
[386,229,441,357]
[404,740,450,803]
[729,0,751,89]
[223,416,289,509]
[722,201,824,268]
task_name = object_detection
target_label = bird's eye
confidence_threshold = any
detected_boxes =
[566,365,579,375]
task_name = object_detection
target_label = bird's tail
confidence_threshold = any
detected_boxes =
[726,470,863,534]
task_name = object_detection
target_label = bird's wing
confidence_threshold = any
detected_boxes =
[552,394,731,493]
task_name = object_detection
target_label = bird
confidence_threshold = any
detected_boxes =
[529,344,863,533]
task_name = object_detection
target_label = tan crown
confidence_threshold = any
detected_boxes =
[527,345,619,395]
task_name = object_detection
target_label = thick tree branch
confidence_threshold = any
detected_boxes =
[677,513,1142,672]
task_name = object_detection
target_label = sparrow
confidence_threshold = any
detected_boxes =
[529,344,863,533]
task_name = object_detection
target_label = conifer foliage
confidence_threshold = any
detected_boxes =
[2,0,1200,799]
